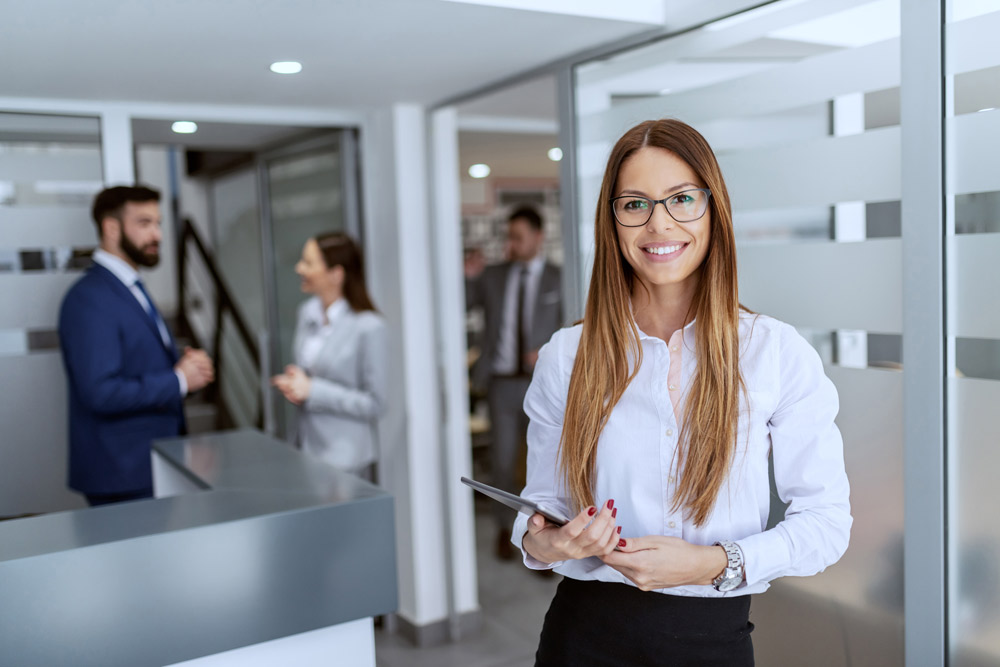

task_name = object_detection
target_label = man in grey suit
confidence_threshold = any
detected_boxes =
[466,206,562,560]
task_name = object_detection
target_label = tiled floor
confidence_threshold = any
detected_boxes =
[374,506,560,667]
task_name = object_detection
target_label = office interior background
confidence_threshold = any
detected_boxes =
[1,0,999,664]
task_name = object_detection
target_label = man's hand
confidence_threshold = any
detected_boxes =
[271,364,311,405]
[175,347,214,393]
[523,349,540,372]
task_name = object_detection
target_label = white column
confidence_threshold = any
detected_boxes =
[832,93,867,368]
[429,106,480,629]
[832,92,867,242]
[361,105,449,630]
[100,109,135,185]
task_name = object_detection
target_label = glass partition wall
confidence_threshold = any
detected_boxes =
[573,1,905,663]
[0,112,103,516]
[946,2,1000,665]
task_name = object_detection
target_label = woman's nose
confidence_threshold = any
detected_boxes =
[646,201,676,233]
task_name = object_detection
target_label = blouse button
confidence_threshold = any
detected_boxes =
[668,521,676,529]
[668,384,677,391]
[666,429,673,437]
[668,475,675,484]
[671,345,679,352]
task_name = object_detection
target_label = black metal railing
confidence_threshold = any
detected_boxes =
[177,218,263,430]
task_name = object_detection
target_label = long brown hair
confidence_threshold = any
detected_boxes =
[315,232,377,312]
[560,119,744,526]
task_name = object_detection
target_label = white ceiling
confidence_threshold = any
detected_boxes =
[0,0,660,112]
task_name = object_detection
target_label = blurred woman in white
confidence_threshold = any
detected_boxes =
[272,232,387,480]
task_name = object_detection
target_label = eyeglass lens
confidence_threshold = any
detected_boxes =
[613,189,709,226]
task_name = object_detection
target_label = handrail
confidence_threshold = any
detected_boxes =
[177,218,263,429]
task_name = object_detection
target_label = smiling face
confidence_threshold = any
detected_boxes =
[614,146,711,300]
[295,238,342,298]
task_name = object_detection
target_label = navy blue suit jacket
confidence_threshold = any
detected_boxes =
[59,263,186,495]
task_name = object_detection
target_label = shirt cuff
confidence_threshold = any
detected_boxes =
[736,527,791,588]
[176,370,188,397]
[512,512,564,570]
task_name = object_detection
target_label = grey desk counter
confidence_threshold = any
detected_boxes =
[0,428,397,666]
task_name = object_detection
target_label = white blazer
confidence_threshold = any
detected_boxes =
[292,297,388,472]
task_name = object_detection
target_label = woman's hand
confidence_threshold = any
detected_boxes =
[600,536,728,591]
[522,500,620,565]
[271,365,312,405]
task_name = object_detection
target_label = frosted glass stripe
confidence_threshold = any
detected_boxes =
[0,151,102,181]
[949,111,1000,195]
[577,0,871,88]
[946,9,1000,74]
[0,208,97,247]
[952,233,1000,338]
[738,238,902,332]
[722,126,901,211]
[950,376,1000,661]
[0,274,79,329]
[578,38,899,144]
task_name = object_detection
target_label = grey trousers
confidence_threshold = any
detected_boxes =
[487,375,531,529]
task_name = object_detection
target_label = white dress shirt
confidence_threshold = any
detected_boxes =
[493,254,547,375]
[91,249,186,396]
[298,297,351,369]
[512,311,852,597]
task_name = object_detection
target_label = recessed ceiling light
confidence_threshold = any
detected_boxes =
[468,163,491,179]
[171,121,198,134]
[270,61,303,74]
[547,147,563,162]
[977,107,996,113]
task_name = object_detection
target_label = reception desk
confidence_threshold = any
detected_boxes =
[0,429,397,666]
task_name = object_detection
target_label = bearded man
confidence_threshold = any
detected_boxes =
[58,185,214,506]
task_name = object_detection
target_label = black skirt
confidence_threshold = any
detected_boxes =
[535,577,754,667]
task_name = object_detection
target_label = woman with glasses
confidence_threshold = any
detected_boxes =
[272,232,387,481]
[513,119,851,665]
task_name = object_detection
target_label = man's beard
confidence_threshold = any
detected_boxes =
[120,233,159,267]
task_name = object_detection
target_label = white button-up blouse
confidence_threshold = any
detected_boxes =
[512,311,852,597]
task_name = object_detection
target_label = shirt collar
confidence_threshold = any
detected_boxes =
[305,296,350,327]
[92,248,140,287]
[526,254,545,273]
[630,302,697,343]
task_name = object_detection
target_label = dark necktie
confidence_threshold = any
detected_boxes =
[134,279,171,349]
[516,265,529,376]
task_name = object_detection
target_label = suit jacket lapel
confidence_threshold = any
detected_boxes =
[306,309,358,377]
[91,264,177,360]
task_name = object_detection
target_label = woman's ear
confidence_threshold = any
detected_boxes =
[328,264,346,288]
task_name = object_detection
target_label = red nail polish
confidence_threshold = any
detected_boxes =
[618,539,626,548]
[607,499,614,510]
[587,506,597,516]
[612,507,617,519]
[617,526,622,534]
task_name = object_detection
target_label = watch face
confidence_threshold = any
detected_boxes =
[714,568,742,592]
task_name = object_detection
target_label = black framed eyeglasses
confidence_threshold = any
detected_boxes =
[611,188,712,227]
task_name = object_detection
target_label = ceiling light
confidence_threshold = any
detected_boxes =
[171,121,198,134]
[547,147,563,162]
[978,107,996,113]
[270,61,303,74]
[468,163,491,179]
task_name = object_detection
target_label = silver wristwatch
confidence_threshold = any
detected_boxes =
[712,540,745,592]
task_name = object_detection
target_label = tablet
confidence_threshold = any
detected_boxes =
[461,477,570,526]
